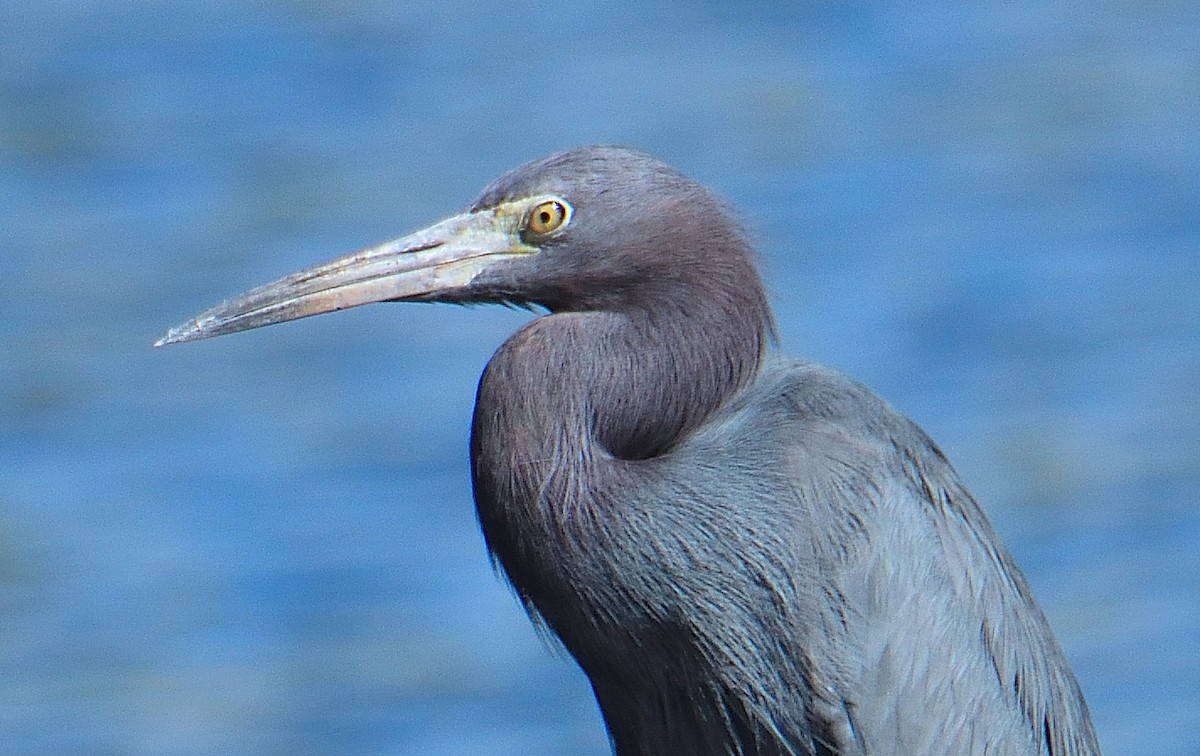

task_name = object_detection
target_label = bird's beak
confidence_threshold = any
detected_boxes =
[155,206,533,347]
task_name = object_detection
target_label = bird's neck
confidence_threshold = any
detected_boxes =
[469,278,771,577]
[481,291,770,464]
[469,277,774,747]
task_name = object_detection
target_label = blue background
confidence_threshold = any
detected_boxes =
[2,2,1197,753]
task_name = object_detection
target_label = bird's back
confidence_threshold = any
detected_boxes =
[586,357,1101,755]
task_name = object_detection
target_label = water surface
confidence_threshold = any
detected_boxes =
[2,2,1198,753]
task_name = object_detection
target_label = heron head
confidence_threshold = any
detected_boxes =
[156,145,757,346]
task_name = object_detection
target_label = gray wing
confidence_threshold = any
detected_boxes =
[670,358,1101,755]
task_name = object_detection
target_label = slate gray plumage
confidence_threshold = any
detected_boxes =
[158,146,1101,755]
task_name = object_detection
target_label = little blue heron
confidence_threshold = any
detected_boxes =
[157,146,1100,755]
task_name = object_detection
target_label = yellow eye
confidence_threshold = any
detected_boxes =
[525,199,570,237]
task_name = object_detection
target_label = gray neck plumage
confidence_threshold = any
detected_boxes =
[479,257,772,464]
[468,252,771,597]
[468,255,775,750]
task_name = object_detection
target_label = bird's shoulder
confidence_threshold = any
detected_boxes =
[675,357,1099,755]
[695,355,936,462]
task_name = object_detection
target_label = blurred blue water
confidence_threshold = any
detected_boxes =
[2,1,1198,753]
